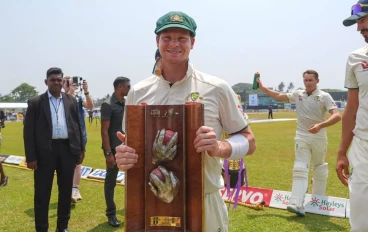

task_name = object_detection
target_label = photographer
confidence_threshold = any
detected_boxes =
[63,76,94,203]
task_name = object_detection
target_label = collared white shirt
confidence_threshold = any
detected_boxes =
[345,45,368,140]
[48,91,68,139]
[286,88,337,138]
[124,63,248,193]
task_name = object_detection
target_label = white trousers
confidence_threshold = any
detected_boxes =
[290,135,328,206]
[294,135,327,170]
[348,136,368,232]
[205,191,228,232]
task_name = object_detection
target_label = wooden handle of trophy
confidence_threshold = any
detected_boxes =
[125,105,145,232]
[185,103,204,232]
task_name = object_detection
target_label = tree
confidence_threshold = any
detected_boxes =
[93,94,111,108]
[10,83,38,102]
[0,94,15,102]
[278,82,285,92]
[287,82,295,93]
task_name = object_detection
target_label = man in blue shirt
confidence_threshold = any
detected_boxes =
[63,76,94,203]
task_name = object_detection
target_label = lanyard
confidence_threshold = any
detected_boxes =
[50,97,62,125]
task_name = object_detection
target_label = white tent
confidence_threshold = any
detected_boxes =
[0,102,28,110]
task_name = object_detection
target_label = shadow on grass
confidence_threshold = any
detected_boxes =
[88,222,124,232]
[87,209,125,232]
[247,213,347,231]
[24,202,59,219]
[88,218,125,231]
[116,208,125,217]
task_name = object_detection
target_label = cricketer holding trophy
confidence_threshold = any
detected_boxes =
[115,11,256,232]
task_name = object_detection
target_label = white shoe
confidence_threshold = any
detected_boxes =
[287,204,305,216]
[71,188,78,204]
[75,188,82,200]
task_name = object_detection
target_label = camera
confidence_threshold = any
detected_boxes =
[71,76,85,96]
[73,76,83,85]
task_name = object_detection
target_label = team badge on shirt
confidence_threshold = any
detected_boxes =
[298,95,303,101]
[185,92,204,102]
[314,96,321,101]
[191,92,199,101]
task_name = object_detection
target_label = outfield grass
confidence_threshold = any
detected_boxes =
[0,113,351,232]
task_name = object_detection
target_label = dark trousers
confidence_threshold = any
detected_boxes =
[88,116,93,123]
[268,111,273,119]
[34,140,77,232]
[104,149,119,217]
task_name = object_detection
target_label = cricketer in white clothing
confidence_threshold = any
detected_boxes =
[257,70,341,216]
[114,11,256,232]
[339,2,368,230]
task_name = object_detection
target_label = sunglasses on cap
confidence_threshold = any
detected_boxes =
[351,3,368,15]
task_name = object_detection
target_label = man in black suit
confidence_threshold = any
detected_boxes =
[23,67,85,232]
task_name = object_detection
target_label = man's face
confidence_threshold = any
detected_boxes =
[303,74,319,90]
[357,15,368,43]
[119,81,131,96]
[156,28,195,64]
[45,74,63,93]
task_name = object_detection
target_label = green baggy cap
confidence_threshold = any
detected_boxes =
[155,11,197,37]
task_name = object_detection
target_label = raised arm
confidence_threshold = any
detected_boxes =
[257,79,288,101]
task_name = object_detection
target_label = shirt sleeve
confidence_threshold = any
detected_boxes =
[286,91,298,103]
[323,93,338,111]
[100,102,112,121]
[218,81,248,135]
[344,54,359,89]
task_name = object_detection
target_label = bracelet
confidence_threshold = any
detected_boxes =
[84,92,89,95]
[225,134,249,160]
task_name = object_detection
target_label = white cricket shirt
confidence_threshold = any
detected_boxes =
[124,63,248,193]
[286,88,337,138]
[345,45,368,140]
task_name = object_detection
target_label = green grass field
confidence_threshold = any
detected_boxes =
[0,112,351,232]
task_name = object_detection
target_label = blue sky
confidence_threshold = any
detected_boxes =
[0,0,365,98]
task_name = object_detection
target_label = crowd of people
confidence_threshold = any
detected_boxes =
[0,1,367,231]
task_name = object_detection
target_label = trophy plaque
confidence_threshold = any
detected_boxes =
[124,103,204,232]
